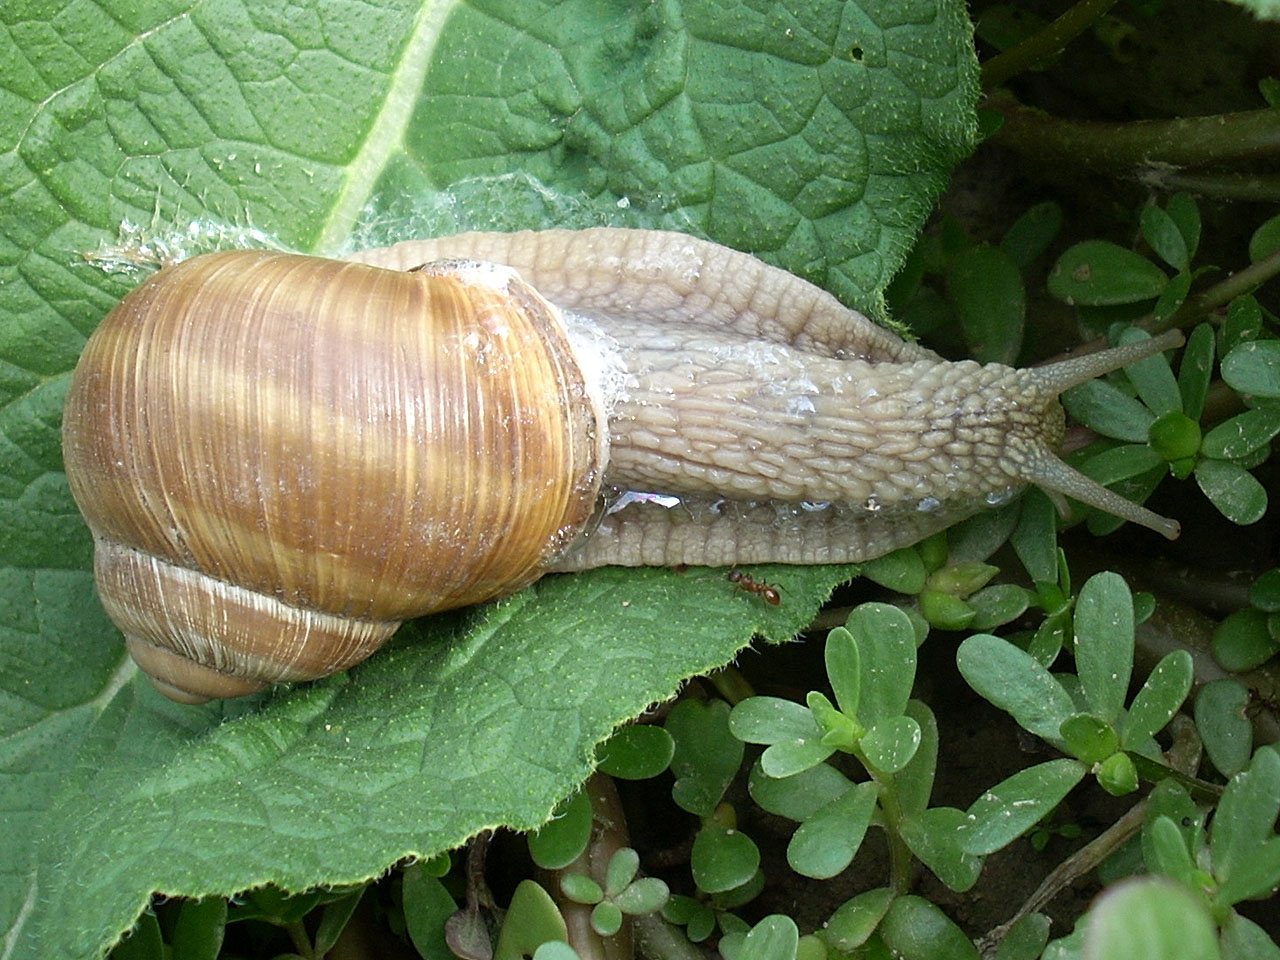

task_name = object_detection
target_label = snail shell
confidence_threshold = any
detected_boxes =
[63,228,1181,702]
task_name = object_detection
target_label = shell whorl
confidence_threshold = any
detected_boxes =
[62,250,604,702]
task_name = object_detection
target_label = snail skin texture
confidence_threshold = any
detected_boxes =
[63,227,1182,702]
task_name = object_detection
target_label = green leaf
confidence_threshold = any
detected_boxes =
[900,806,983,892]
[604,848,639,898]
[878,896,980,960]
[821,887,895,953]
[1072,572,1134,723]
[918,590,977,631]
[596,725,676,780]
[1062,379,1156,443]
[860,547,929,595]
[1096,751,1139,796]
[1194,680,1254,779]
[109,912,163,960]
[861,716,922,773]
[1251,212,1280,262]
[1211,608,1279,672]
[1,0,983,954]
[669,698,746,817]
[1000,202,1063,270]
[1211,749,1280,906]
[1178,324,1216,420]
[738,916,800,960]
[957,635,1076,747]
[614,877,669,916]
[1148,412,1202,461]
[1220,912,1280,960]
[1222,340,1280,397]
[591,901,624,937]
[893,701,940,818]
[1141,204,1191,272]
[824,626,861,720]
[946,243,1025,364]
[1077,444,1164,486]
[1165,193,1202,262]
[496,881,569,960]
[1118,327,1183,416]
[529,790,592,870]
[1047,241,1169,306]
[847,603,919,728]
[1121,650,1194,748]
[958,759,1088,855]
[1059,715,1119,764]
[1251,568,1280,611]
[967,584,1031,631]
[1083,878,1220,960]
[402,867,455,960]
[169,898,227,960]
[1195,458,1268,525]
[1010,492,1060,584]
[787,781,879,879]
[731,697,825,745]
[994,913,1051,960]
[1202,406,1280,460]
[691,824,761,895]
[749,758,853,822]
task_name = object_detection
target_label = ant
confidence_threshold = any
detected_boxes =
[726,569,782,606]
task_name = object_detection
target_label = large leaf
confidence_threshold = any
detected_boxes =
[0,1,978,957]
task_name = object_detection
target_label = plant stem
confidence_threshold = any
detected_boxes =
[987,91,1280,174]
[980,0,1120,89]
[1154,170,1280,203]
[285,919,315,958]
[633,914,706,960]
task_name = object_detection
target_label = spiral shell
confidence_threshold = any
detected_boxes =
[62,251,604,702]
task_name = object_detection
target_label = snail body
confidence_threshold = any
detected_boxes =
[63,228,1181,702]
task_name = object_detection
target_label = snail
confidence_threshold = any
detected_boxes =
[62,227,1182,703]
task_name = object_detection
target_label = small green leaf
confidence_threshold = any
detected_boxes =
[1059,714,1119,764]
[663,896,716,943]
[1249,212,1280,262]
[494,881,567,960]
[1096,751,1139,796]
[529,790,592,870]
[1079,443,1164,485]
[820,888,895,953]
[861,716,922,773]
[402,867,456,960]
[738,916,799,960]
[1250,569,1280,612]
[1222,340,1280,397]
[900,806,983,892]
[668,699,744,817]
[691,824,760,895]
[533,942,581,960]
[879,896,980,960]
[596,725,676,780]
[1148,411,1202,461]
[1165,193,1202,261]
[1048,240,1169,306]
[894,701,940,818]
[1211,749,1280,905]
[848,603,919,728]
[787,781,879,880]
[1141,204,1190,272]
[170,899,227,960]
[1084,878,1220,960]
[1000,202,1063,270]
[956,634,1076,747]
[1073,572,1134,725]
[824,626,861,719]
[1178,324,1216,420]
[959,759,1088,855]
[749,759,853,822]
[1119,327,1183,416]
[1062,379,1156,443]
[761,738,838,779]
[919,590,977,630]
[994,913,1051,960]
[927,562,999,597]
[860,548,928,594]
[604,848,639,897]
[967,583,1031,631]
[1121,650,1194,748]
[1202,406,1280,460]
[808,691,859,750]
[947,242,1025,364]
[1195,459,1268,525]
[560,873,604,905]
[1145,816,1198,887]
[1212,608,1278,672]
[110,912,163,960]
[1144,780,1205,877]
[590,901,624,937]
[731,697,823,745]
[1220,912,1280,960]
[614,877,669,916]
[1010,492,1060,583]
[1194,680,1253,779]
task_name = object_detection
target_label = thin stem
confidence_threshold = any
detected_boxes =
[285,919,315,959]
[633,914,707,960]
[988,91,1280,174]
[1152,170,1280,203]
[706,665,755,705]
[980,0,1120,89]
